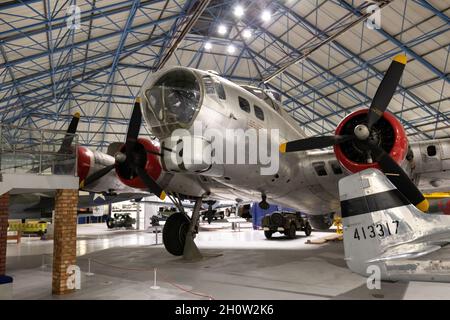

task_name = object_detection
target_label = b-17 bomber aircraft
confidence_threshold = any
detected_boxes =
[11,54,449,259]
[71,54,450,258]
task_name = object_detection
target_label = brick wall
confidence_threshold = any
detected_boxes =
[0,193,9,276]
[52,189,78,295]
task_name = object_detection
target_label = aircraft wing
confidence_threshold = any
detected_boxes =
[77,192,151,208]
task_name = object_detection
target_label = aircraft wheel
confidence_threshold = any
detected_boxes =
[106,218,115,229]
[264,231,273,239]
[304,222,312,236]
[163,213,190,256]
[286,224,296,239]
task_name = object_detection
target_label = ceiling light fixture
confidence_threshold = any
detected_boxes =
[227,44,236,54]
[242,29,252,39]
[233,5,245,18]
[261,10,271,22]
[218,24,227,35]
[204,42,212,50]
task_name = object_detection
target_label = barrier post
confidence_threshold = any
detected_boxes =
[85,258,94,276]
[150,267,160,290]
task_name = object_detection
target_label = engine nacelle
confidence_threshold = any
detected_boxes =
[77,146,92,183]
[333,109,408,173]
[115,138,163,189]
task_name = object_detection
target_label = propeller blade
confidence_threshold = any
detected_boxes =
[367,54,406,129]
[59,112,80,153]
[126,99,142,154]
[135,166,166,200]
[28,112,81,174]
[80,164,115,188]
[280,135,353,153]
[368,143,429,212]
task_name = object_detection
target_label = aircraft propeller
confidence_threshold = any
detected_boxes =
[80,99,166,200]
[279,55,428,212]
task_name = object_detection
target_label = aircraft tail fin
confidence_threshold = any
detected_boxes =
[339,169,450,281]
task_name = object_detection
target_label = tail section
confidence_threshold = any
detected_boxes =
[340,169,450,282]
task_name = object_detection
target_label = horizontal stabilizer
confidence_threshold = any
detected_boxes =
[367,243,442,263]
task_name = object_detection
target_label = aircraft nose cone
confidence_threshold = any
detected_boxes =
[115,152,127,163]
[354,124,370,140]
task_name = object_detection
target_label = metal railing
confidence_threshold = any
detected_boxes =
[0,124,78,176]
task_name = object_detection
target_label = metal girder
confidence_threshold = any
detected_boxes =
[262,0,394,83]
[245,2,446,136]
[154,0,211,70]
[413,0,449,24]
[99,0,141,144]
[336,0,449,83]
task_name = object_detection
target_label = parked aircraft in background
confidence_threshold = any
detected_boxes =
[424,193,450,215]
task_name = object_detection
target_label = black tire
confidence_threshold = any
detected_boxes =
[304,222,312,236]
[286,224,296,239]
[106,218,115,229]
[163,213,190,256]
[264,231,273,239]
[270,212,284,225]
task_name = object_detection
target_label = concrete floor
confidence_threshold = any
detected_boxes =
[4,222,450,300]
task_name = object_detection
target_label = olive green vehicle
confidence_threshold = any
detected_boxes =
[262,211,312,239]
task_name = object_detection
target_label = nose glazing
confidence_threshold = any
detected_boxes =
[143,69,201,138]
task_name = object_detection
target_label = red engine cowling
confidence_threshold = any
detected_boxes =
[77,146,92,183]
[115,138,163,189]
[333,109,408,173]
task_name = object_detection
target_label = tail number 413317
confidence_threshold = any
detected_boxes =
[353,220,399,241]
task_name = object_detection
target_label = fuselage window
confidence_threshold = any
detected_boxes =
[215,81,226,100]
[239,96,250,113]
[427,145,437,157]
[254,105,265,121]
[329,161,343,175]
[312,162,328,176]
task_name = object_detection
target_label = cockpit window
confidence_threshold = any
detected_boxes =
[144,69,201,136]
[203,75,226,100]
[216,81,226,100]
[266,90,282,103]
[241,85,280,113]
[203,76,216,95]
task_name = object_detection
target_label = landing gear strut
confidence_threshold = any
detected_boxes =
[162,197,203,260]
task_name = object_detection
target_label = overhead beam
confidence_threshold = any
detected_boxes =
[262,0,394,83]
[155,0,211,70]
[337,0,449,83]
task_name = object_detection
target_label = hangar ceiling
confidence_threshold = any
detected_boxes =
[0,0,448,151]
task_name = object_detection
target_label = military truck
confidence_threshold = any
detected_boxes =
[106,213,136,229]
[262,211,312,239]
